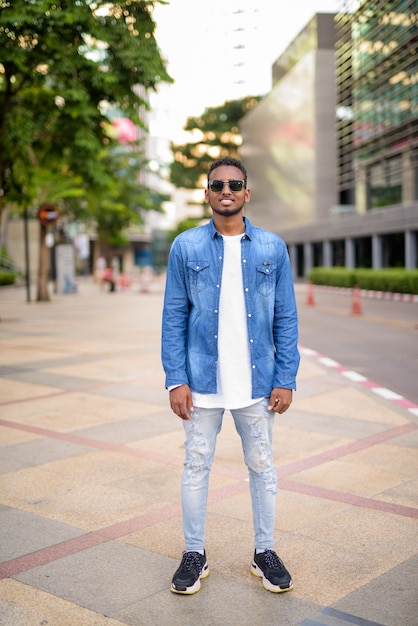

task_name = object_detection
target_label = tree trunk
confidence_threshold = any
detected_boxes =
[37,223,50,301]
[0,203,9,253]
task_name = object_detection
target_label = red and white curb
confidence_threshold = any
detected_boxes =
[314,285,418,303]
[299,345,418,418]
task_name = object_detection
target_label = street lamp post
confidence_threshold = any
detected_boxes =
[24,206,31,303]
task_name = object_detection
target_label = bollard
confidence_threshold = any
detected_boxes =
[306,280,315,306]
[351,284,362,315]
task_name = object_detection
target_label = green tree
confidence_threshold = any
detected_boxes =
[0,0,172,299]
[168,217,203,243]
[85,145,168,260]
[169,96,260,192]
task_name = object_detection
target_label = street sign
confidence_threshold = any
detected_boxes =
[38,203,59,226]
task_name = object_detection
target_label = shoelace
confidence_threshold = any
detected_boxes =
[263,549,284,570]
[181,551,202,572]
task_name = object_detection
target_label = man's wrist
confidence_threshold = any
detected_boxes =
[168,384,182,392]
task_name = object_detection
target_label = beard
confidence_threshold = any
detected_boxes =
[211,203,245,218]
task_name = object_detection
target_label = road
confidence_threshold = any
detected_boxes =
[295,283,418,405]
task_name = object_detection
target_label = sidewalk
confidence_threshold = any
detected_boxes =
[0,279,417,626]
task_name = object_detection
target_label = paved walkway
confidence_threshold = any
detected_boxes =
[0,279,417,626]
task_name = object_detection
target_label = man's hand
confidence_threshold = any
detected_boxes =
[169,384,194,420]
[268,387,293,414]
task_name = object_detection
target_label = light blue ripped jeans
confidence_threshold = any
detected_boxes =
[181,398,277,552]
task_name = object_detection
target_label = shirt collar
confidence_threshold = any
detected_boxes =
[210,216,253,240]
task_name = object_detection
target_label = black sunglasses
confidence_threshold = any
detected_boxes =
[208,179,245,193]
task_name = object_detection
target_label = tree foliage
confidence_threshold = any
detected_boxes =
[0,0,172,214]
[85,145,168,255]
[0,0,172,300]
[168,217,203,243]
[169,96,260,190]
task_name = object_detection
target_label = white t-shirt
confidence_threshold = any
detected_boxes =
[193,234,262,409]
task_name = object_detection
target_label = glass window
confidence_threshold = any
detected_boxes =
[368,156,402,208]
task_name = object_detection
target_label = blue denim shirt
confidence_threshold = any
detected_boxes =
[161,217,300,397]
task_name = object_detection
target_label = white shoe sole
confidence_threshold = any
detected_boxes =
[171,563,209,594]
[251,561,293,593]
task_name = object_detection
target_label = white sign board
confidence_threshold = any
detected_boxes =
[56,244,76,294]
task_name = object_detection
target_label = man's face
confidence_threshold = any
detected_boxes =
[205,165,250,218]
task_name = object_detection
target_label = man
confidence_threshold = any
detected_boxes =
[161,157,299,594]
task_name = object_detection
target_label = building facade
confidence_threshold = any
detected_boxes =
[240,2,418,277]
[240,13,337,233]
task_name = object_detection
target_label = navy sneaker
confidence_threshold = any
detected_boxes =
[171,551,209,594]
[251,549,293,592]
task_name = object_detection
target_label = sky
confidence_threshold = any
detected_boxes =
[151,0,339,143]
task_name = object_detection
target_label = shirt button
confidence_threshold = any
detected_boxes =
[214,335,218,339]
[252,364,256,369]
[250,339,254,343]
[245,287,249,292]
[243,259,247,263]
[248,313,252,317]
[216,284,220,288]
[214,309,218,313]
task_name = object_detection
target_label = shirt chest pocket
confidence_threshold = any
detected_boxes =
[187,260,210,292]
[256,263,276,296]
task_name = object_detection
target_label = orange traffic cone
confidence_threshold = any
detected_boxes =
[351,284,362,315]
[306,280,315,306]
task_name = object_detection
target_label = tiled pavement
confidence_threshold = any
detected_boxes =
[0,278,417,626]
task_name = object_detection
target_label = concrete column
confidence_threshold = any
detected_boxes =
[289,244,298,280]
[304,242,313,277]
[323,240,332,267]
[355,162,367,213]
[405,231,417,269]
[345,238,355,269]
[372,234,383,269]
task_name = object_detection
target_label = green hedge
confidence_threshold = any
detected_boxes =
[0,270,16,286]
[308,268,418,295]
